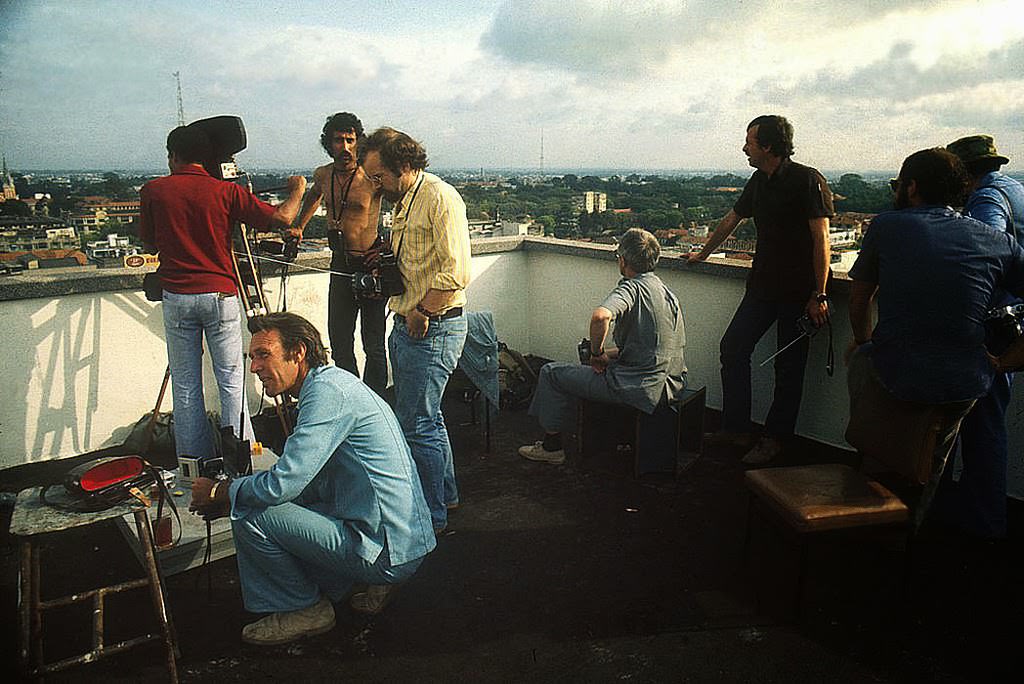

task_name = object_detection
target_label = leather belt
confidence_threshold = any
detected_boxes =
[396,307,463,323]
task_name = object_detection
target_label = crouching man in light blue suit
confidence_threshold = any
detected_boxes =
[190,312,435,646]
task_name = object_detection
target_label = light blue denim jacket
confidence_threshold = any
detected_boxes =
[966,172,1024,238]
[229,365,436,566]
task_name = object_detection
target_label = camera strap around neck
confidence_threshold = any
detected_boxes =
[330,166,357,224]
[392,172,425,258]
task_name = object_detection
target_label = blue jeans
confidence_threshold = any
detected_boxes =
[720,292,809,438]
[529,361,626,434]
[161,291,253,460]
[232,502,423,613]
[936,371,1012,538]
[389,314,467,529]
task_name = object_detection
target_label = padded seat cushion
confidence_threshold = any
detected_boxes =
[745,464,908,533]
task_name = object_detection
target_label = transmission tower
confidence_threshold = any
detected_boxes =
[539,127,545,176]
[173,71,185,126]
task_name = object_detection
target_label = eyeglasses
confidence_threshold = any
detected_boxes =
[889,178,900,192]
[368,174,384,185]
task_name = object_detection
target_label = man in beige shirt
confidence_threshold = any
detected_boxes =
[292,113,387,395]
[361,127,471,534]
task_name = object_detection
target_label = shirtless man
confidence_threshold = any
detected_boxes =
[292,112,387,395]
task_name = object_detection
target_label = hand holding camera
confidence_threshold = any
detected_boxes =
[579,337,610,374]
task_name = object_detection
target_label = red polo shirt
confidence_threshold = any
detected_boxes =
[139,166,275,294]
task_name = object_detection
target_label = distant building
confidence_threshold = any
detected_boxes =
[468,217,500,238]
[829,226,858,248]
[830,250,859,273]
[86,233,139,260]
[22,193,52,215]
[0,216,78,252]
[67,196,141,230]
[495,217,535,237]
[0,248,89,271]
[1,156,16,201]
[574,191,607,214]
[688,222,709,238]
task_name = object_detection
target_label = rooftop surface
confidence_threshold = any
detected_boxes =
[1,391,1020,683]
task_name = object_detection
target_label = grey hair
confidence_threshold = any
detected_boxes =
[617,228,660,273]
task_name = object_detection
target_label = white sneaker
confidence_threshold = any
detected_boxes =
[241,597,335,646]
[741,437,783,465]
[518,442,566,464]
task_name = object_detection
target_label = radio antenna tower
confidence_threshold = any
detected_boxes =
[539,127,545,176]
[173,71,185,126]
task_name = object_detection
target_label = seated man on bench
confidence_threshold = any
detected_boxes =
[519,228,688,464]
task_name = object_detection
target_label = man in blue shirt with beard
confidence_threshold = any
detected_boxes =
[848,147,1024,529]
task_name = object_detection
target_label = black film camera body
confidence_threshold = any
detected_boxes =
[984,303,1024,355]
[198,426,252,480]
[578,338,592,364]
[258,235,299,263]
[188,115,247,181]
[351,249,404,298]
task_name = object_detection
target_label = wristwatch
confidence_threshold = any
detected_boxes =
[813,292,828,304]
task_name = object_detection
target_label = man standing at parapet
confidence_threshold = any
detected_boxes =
[360,128,471,535]
[688,115,833,465]
[938,134,1024,539]
[140,124,306,463]
[291,113,387,395]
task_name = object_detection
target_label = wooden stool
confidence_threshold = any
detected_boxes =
[577,386,705,478]
[743,464,909,617]
[10,486,179,682]
[742,393,973,619]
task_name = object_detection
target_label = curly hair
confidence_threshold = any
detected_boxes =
[319,112,365,156]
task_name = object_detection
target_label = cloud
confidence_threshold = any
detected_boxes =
[480,0,944,78]
[758,39,1024,104]
[481,0,726,76]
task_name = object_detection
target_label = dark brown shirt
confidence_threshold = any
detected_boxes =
[734,159,834,301]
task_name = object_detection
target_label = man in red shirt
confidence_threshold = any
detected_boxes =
[139,124,306,462]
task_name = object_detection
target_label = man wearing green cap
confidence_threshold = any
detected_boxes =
[947,135,1023,236]
[941,134,1024,538]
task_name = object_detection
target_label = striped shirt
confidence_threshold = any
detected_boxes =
[389,171,472,316]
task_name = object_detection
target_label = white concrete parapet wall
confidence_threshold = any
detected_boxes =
[1,237,1022,502]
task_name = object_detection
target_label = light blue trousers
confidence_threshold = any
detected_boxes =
[232,502,424,613]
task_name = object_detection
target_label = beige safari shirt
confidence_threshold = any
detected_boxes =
[388,171,471,316]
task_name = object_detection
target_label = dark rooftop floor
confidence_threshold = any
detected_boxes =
[1,391,1021,682]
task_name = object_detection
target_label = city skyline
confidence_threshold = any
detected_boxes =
[1,1,1022,172]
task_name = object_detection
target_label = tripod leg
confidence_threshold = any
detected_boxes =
[141,366,172,456]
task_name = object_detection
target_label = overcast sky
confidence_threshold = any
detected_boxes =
[1,0,1022,173]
